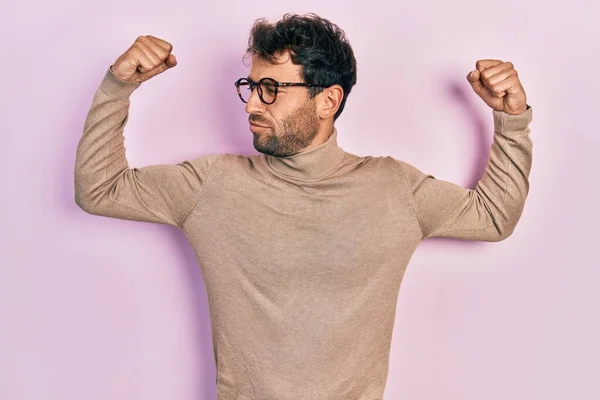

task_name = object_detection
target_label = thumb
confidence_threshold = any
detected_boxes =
[137,54,177,82]
[165,53,177,68]
[467,69,491,99]
[467,69,480,85]
[466,68,503,110]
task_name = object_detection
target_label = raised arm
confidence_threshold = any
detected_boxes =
[74,35,221,227]
[398,59,533,241]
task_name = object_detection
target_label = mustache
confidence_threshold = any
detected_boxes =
[249,116,271,126]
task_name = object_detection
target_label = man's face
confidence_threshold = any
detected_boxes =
[245,52,320,157]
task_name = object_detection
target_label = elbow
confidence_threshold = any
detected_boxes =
[75,192,107,217]
[74,182,102,214]
[497,204,528,241]
[74,170,122,215]
[496,230,513,242]
[74,177,90,212]
[74,190,93,213]
[493,221,518,242]
[74,174,105,214]
[489,203,526,242]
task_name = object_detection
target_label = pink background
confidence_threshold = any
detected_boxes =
[1,0,598,399]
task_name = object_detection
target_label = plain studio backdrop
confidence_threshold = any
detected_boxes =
[1,0,598,399]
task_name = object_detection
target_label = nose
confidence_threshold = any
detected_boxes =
[244,87,265,115]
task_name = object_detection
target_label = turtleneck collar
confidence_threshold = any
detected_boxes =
[266,127,345,180]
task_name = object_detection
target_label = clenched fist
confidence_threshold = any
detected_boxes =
[110,35,177,83]
[467,59,528,115]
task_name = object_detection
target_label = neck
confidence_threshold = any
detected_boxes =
[301,123,335,152]
[266,126,344,180]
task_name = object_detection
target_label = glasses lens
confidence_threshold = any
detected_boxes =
[236,79,252,103]
[259,78,277,104]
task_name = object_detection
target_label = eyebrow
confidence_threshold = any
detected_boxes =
[247,76,292,82]
[247,76,273,81]
[246,76,289,90]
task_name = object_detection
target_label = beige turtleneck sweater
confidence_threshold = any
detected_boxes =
[74,67,533,399]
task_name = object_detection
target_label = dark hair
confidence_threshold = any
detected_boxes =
[245,13,357,121]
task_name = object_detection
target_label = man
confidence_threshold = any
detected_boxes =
[74,13,532,400]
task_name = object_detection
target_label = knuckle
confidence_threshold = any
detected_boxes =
[129,47,142,59]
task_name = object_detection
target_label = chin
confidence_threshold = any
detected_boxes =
[252,135,270,155]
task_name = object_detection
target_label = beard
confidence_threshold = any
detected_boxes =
[250,100,320,157]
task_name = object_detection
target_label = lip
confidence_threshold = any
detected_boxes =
[249,122,270,133]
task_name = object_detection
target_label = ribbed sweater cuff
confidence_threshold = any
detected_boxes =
[98,65,141,101]
[492,104,533,134]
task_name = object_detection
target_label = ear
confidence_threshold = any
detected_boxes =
[317,85,344,120]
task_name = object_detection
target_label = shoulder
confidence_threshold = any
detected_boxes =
[187,152,269,175]
[353,154,412,173]
[364,155,434,186]
[184,153,225,174]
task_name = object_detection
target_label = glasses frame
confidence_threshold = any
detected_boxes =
[234,77,329,105]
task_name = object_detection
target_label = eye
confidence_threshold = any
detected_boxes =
[263,84,276,94]
[259,79,277,93]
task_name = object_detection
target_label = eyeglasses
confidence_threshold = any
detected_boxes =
[234,77,329,105]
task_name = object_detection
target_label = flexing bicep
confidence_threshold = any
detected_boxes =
[76,155,221,227]
[74,66,222,227]
[397,106,533,241]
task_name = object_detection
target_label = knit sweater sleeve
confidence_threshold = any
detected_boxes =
[396,105,533,241]
[74,66,222,227]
